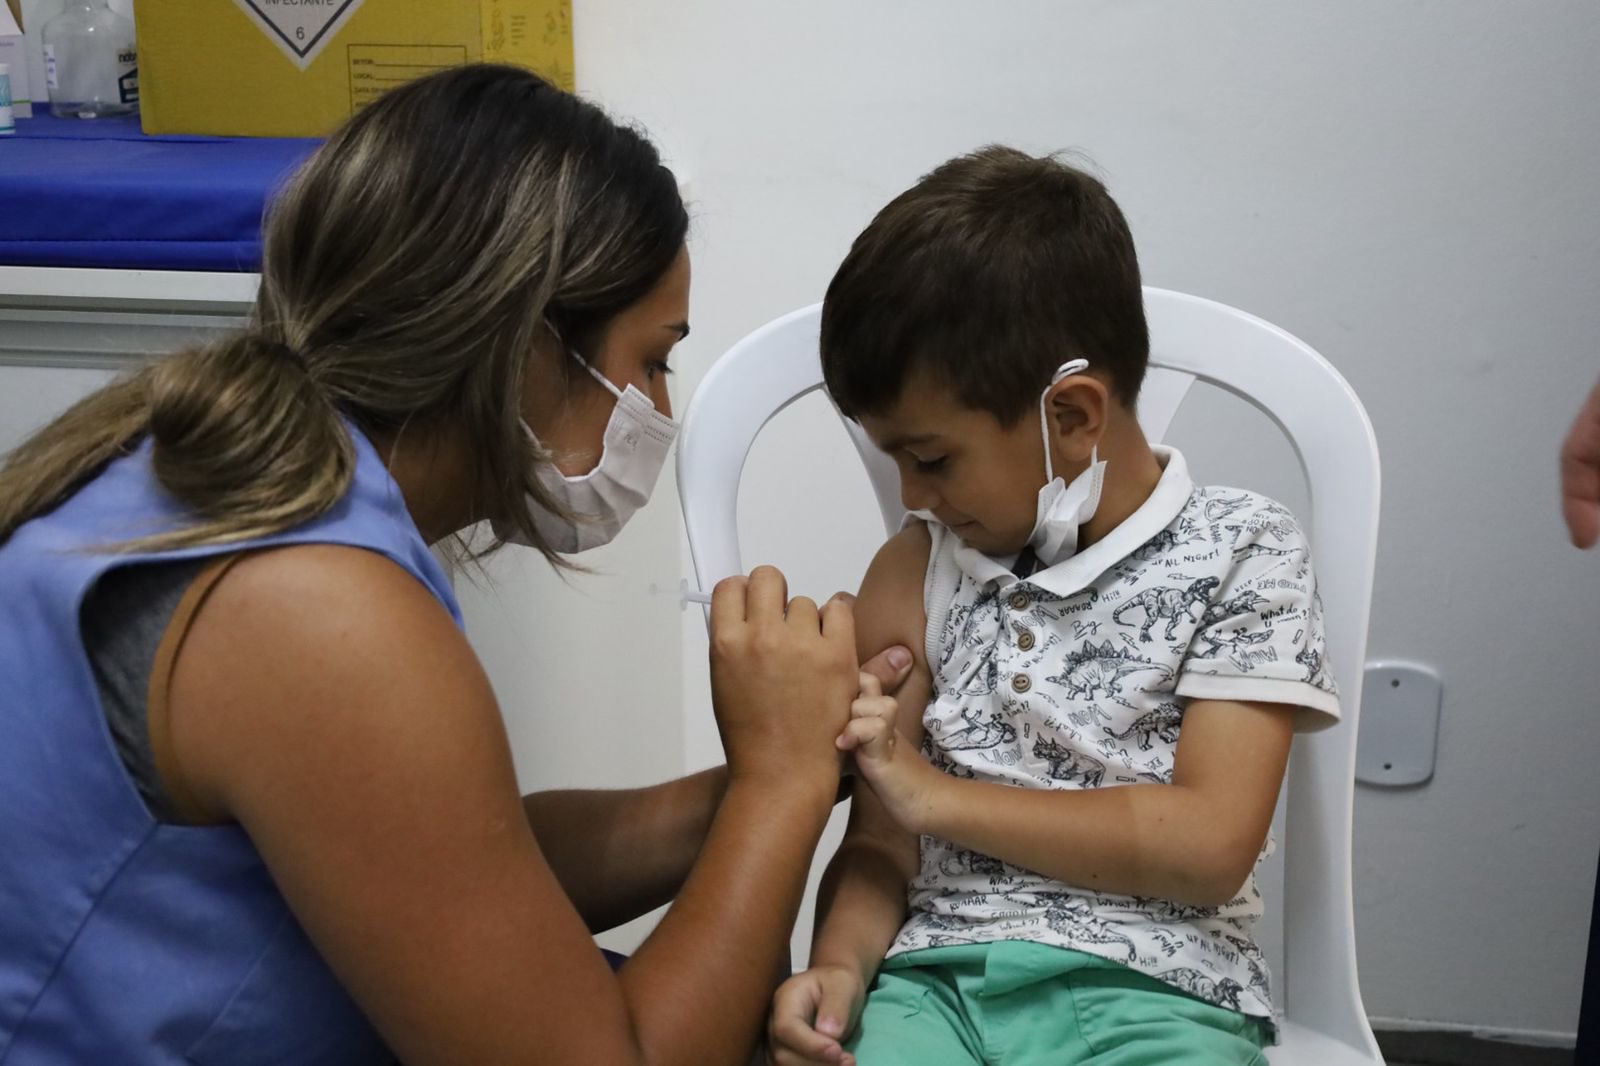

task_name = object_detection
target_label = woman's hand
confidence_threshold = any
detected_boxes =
[836,671,943,833]
[767,964,866,1066]
[710,566,860,791]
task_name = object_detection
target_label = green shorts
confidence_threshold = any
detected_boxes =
[844,941,1271,1065]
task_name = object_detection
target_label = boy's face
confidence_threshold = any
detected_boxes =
[858,373,1049,556]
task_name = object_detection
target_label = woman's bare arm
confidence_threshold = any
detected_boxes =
[168,547,856,1066]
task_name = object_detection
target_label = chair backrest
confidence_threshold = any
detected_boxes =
[677,288,1381,1058]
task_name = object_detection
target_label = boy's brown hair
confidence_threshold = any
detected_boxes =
[821,146,1148,425]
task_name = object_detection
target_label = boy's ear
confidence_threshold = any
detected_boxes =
[1046,376,1109,462]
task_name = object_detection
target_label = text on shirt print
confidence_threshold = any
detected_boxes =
[1127,517,1215,572]
[1221,640,1280,674]
[1195,632,1275,664]
[1065,699,1113,729]
[917,907,962,930]
[1148,928,1188,958]
[1058,589,1102,613]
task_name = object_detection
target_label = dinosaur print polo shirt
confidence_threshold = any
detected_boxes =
[891,446,1340,1026]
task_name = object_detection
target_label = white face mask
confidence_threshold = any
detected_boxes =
[498,353,678,554]
[1029,358,1106,565]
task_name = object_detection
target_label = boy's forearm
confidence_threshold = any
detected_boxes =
[810,836,916,986]
[920,776,1249,908]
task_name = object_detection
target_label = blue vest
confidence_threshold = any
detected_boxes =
[0,426,461,1063]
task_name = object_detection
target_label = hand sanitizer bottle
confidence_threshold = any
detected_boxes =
[43,1,138,119]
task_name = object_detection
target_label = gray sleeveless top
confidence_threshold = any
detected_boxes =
[81,558,206,823]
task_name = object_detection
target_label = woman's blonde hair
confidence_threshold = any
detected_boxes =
[0,64,688,561]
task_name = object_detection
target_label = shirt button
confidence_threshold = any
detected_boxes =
[1015,628,1036,651]
[1008,590,1030,611]
[1011,673,1032,693]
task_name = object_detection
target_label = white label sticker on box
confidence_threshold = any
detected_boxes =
[229,0,366,71]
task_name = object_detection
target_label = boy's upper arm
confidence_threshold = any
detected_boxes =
[844,524,935,857]
[853,523,934,743]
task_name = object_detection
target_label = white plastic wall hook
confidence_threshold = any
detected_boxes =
[1356,661,1443,787]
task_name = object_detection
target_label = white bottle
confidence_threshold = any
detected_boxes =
[43,0,137,119]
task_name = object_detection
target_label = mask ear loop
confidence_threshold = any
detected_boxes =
[570,348,625,402]
[543,317,624,402]
[1040,359,1091,485]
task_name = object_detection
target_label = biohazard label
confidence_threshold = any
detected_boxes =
[230,0,366,70]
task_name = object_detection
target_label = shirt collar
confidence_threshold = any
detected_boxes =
[949,446,1195,598]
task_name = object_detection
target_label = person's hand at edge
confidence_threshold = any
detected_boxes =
[1561,376,1600,549]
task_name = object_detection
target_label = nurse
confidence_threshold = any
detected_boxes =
[0,64,909,1064]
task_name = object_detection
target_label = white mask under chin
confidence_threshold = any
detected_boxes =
[496,354,677,554]
[1028,359,1106,566]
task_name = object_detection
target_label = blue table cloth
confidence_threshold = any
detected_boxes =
[0,114,319,271]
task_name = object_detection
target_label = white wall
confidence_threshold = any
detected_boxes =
[535,0,1600,1040]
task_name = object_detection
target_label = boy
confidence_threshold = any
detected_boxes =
[767,147,1341,1066]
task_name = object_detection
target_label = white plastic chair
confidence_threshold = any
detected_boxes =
[677,289,1383,1065]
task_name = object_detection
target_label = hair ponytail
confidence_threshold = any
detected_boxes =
[0,333,353,552]
[140,334,353,551]
[0,368,153,546]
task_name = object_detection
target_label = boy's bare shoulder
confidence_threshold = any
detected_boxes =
[859,523,932,603]
[854,523,933,664]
